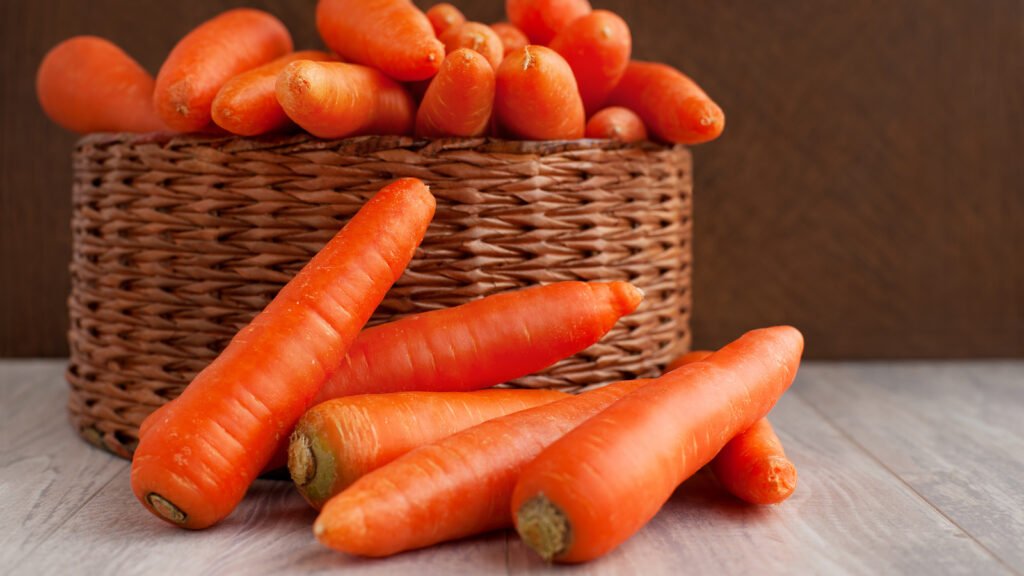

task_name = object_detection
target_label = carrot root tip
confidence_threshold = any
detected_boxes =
[516,495,570,562]
[147,493,187,525]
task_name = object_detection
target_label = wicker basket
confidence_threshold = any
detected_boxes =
[67,133,693,457]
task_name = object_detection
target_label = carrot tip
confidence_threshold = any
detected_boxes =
[516,495,570,562]
[147,493,187,525]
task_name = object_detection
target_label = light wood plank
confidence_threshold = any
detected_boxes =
[796,362,1024,571]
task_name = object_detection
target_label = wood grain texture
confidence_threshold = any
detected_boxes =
[0,1,1022,359]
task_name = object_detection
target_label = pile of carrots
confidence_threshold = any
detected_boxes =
[37,0,725,145]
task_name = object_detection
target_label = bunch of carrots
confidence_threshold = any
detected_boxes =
[37,0,725,145]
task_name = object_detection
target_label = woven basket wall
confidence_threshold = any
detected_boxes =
[67,133,693,458]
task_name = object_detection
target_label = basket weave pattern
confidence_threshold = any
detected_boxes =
[67,134,692,457]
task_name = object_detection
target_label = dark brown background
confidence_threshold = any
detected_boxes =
[2,0,1021,358]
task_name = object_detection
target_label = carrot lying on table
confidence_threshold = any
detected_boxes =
[416,49,496,137]
[426,3,466,37]
[491,22,530,56]
[440,22,505,70]
[549,10,631,115]
[313,378,651,557]
[289,389,567,508]
[506,0,592,45]
[495,46,585,140]
[585,107,647,142]
[131,178,436,530]
[512,326,804,562]
[154,8,292,132]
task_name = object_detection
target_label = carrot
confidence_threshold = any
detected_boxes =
[289,389,567,508]
[313,378,651,557]
[606,61,726,145]
[665,349,713,371]
[511,326,804,562]
[549,10,631,115]
[506,0,592,45]
[495,46,585,140]
[585,107,647,142]
[130,178,436,530]
[154,8,292,132]
[440,22,505,70]
[416,49,496,137]
[491,22,530,56]
[316,0,444,82]
[276,60,415,139]
[426,3,466,37]
[36,36,165,134]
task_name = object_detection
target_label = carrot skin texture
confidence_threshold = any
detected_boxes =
[316,0,444,81]
[426,3,466,37]
[36,36,165,134]
[491,22,530,56]
[711,418,798,505]
[506,0,592,45]
[416,49,496,137]
[512,326,804,562]
[130,178,436,530]
[440,22,505,70]
[549,10,631,115]
[495,46,585,140]
[289,389,567,508]
[606,61,725,144]
[154,8,292,132]
[585,107,647,142]
[313,378,651,557]
[276,60,415,139]
[665,349,713,372]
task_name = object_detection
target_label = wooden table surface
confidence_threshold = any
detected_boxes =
[1,360,1021,575]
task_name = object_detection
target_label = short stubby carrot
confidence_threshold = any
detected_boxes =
[211,50,332,136]
[130,178,436,530]
[440,22,505,70]
[606,60,725,145]
[313,378,651,557]
[495,46,585,140]
[426,2,466,37]
[585,107,647,142]
[512,326,804,562]
[416,49,496,137]
[549,10,631,115]
[491,22,530,56]
[154,8,292,132]
[506,0,592,45]
[316,0,444,81]
[36,36,165,134]
[289,389,567,509]
[276,60,415,139]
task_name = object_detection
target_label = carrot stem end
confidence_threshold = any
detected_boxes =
[147,493,187,526]
[516,494,570,562]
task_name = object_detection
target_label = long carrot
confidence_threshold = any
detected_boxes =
[36,36,165,134]
[416,49,496,137]
[585,107,647,142]
[154,8,292,132]
[316,0,444,82]
[289,389,567,508]
[549,10,631,115]
[491,22,530,56]
[313,378,651,557]
[506,0,592,45]
[276,60,415,139]
[606,60,725,145]
[440,22,505,70]
[495,46,585,140]
[511,326,804,562]
[426,3,466,37]
[130,178,436,530]
[211,50,332,136]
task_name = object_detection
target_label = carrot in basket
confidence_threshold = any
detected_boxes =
[512,326,804,562]
[585,107,647,142]
[290,389,567,508]
[606,61,725,145]
[506,0,592,45]
[36,36,165,134]
[426,3,466,36]
[491,22,530,56]
[211,50,332,136]
[416,49,496,137]
[314,378,651,557]
[316,0,444,81]
[130,178,436,530]
[154,8,292,132]
[440,22,505,70]
[495,46,585,140]
[549,10,631,115]
[276,60,415,139]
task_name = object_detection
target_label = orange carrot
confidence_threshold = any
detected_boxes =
[506,0,592,45]
[426,3,466,37]
[416,49,496,137]
[491,22,530,56]
[606,61,726,145]
[549,10,631,114]
[440,22,505,70]
[316,0,444,81]
[289,389,567,508]
[313,378,651,557]
[211,50,332,136]
[36,36,165,134]
[130,178,436,530]
[276,60,415,139]
[154,8,292,132]
[512,326,804,562]
[665,349,713,371]
[585,107,647,142]
[495,46,585,140]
